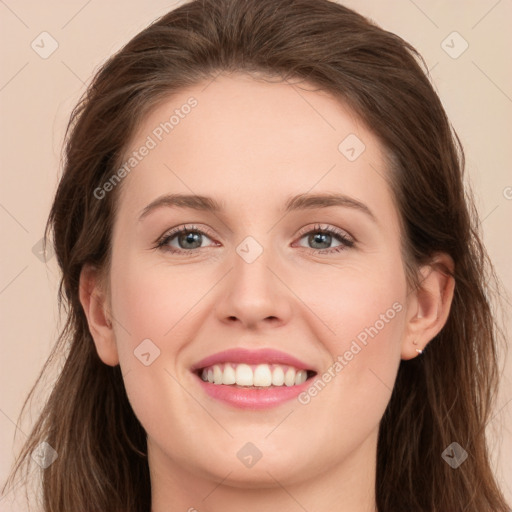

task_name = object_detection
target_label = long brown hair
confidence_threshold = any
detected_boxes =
[2,0,510,510]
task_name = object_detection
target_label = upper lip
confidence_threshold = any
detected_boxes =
[191,348,317,373]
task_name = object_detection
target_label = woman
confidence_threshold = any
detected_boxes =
[2,0,510,510]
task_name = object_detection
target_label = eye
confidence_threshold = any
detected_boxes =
[294,223,355,254]
[154,223,355,255]
[155,224,218,255]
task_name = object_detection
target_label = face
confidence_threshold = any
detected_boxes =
[97,73,413,491]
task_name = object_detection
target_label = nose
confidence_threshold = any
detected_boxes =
[214,238,293,330]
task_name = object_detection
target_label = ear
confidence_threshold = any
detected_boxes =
[401,253,456,360]
[78,264,119,366]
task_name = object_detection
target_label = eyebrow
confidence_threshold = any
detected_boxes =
[138,192,377,223]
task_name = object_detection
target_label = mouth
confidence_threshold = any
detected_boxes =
[190,347,319,409]
[193,363,317,389]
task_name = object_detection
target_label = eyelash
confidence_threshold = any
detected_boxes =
[154,223,355,256]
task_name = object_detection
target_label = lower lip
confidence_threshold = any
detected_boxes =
[193,372,313,410]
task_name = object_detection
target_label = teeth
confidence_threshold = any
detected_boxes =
[253,364,272,386]
[271,366,285,386]
[295,370,307,385]
[200,363,309,387]
[235,364,253,386]
[284,367,296,386]
[213,365,223,385]
[222,364,236,385]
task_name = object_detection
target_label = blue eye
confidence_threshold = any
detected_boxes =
[155,224,217,255]
[295,224,355,254]
[155,223,354,255]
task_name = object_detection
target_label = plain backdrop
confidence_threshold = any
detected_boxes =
[1,0,511,510]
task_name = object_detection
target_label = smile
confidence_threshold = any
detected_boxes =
[190,348,318,409]
[197,362,315,387]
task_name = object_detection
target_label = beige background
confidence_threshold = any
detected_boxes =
[1,0,511,510]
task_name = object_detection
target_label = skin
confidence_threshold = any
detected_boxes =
[79,72,455,512]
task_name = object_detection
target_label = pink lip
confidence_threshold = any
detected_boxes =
[190,348,317,410]
[191,347,315,372]
[194,376,313,410]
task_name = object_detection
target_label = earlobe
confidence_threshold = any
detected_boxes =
[78,264,119,366]
[401,253,455,360]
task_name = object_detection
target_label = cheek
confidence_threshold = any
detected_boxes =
[298,259,406,353]
[297,262,406,407]
[331,277,405,357]
[291,282,404,465]
[108,259,201,446]
[110,257,196,345]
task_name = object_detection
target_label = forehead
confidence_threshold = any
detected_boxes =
[115,72,398,226]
